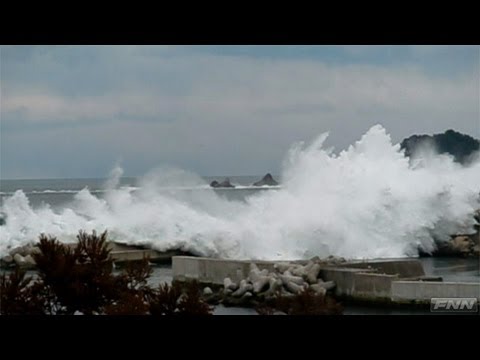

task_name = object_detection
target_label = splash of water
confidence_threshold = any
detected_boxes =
[1,125,479,259]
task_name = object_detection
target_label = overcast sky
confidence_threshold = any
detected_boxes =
[1,45,479,179]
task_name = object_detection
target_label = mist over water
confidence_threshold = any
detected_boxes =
[1,125,479,260]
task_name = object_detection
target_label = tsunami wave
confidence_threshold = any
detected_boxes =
[1,125,479,260]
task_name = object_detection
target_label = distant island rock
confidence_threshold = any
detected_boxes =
[210,178,235,188]
[253,173,279,186]
[400,129,479,164]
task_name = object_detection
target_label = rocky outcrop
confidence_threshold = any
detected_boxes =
[420,209,480,258]
[432,234,479,257]
[0,212,6,226]
[210,178,235,188]
[253,173,279,186]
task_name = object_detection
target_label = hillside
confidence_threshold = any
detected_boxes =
[400,129,479,164]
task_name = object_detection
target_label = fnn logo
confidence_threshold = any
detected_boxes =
[430,298,478,313]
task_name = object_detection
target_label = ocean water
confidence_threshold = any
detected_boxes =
[1,125,479,261]
[0,175,272,209]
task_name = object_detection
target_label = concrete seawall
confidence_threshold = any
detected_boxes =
[339,259,426,278]
[0,242,191,269]
[392,281,480,303]
[172,256,480,306]
[319,268,399,300]
[172,256,278,284]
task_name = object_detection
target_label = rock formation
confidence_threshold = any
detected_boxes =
[210,178,235,188]
[432,234,480,257]
[253,173,279,186]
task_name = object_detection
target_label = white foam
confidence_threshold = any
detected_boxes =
[1,125,479,260]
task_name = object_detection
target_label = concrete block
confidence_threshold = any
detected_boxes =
[353,272,398,298]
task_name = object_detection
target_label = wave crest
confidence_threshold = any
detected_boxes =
[1,125,479,259]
